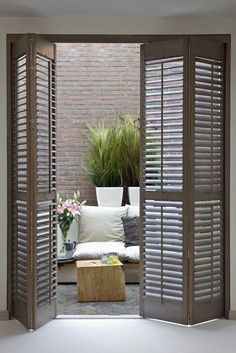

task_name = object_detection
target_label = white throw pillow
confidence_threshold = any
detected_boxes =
[78,205,128,243]
[127,205,140,217]
[73,241,127,261]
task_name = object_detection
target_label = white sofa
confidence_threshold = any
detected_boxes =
[57,205,140,283]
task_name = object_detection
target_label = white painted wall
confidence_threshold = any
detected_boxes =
[0,16,235,313]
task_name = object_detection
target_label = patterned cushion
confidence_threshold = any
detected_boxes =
[122,216,140,247]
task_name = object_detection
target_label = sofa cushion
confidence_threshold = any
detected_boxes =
[125,246,140,263]
[78,205,128,243]
[73,241,127,261]
[127,205,139,217]
[73,241,140,263]
[122,216,140,247]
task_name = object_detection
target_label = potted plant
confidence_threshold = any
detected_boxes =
[116,114,140,206]
[57,190,85,255]
[84,124,123,207]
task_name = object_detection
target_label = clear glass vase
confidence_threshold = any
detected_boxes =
[60,230,68,254]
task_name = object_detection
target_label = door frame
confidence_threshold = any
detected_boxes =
[7,33,231,320]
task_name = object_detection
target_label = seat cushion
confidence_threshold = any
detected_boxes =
[78,205,128,243]
[125,246,140,263]
[73,241,127,261]
[73,241,140,263]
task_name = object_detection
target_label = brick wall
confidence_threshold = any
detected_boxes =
[56,43,140,205]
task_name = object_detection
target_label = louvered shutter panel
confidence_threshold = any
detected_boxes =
[11,34,57,330]
[189,39,225,324]
[140,38,227,325]
[140,39,188,324]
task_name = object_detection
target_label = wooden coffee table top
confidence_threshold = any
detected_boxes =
[76,259,123,268]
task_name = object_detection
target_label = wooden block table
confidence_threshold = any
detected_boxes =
[76,260,126,302]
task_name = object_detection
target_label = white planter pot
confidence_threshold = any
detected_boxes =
[128,187,140,206]
[96,187,123,207]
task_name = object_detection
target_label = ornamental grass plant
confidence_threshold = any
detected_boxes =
[116,113,140,187]
[84,123,122,187]
[84,113,140,188]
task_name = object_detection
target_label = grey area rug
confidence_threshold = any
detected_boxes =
[57,284,139,315]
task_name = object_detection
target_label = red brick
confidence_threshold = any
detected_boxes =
[56,43,140,204]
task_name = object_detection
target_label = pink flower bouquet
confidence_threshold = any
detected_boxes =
[57,190,85,248]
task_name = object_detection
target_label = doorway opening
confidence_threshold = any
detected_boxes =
[55,42,141,316]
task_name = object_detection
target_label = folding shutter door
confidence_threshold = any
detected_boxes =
[140,38,227,325]
[140,39,188,324]
[189,39,225,324]
[11,34,57,330]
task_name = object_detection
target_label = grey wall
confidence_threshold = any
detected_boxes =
[0,16,235,315]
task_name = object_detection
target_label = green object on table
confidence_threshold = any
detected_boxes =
[112,255,118,263]
[108,252,118,264]
[101,252,119,264]
[107,257,114,264]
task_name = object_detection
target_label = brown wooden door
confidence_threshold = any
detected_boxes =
[140,37,228,324]
[11,34,57,330]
